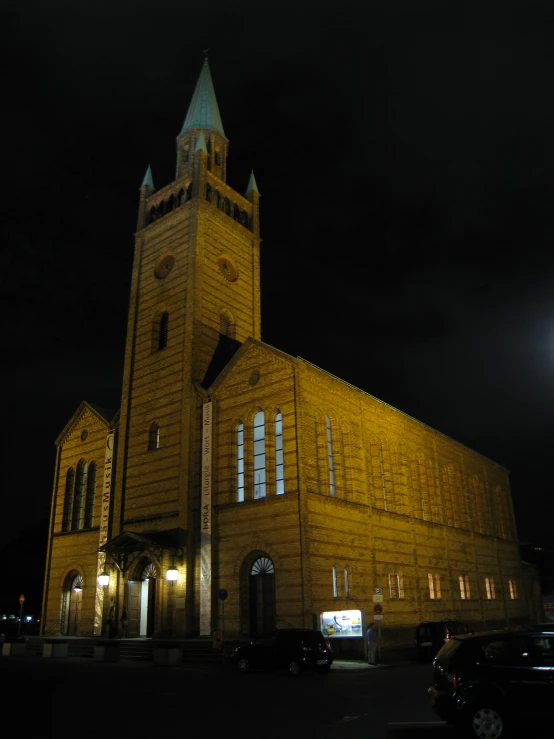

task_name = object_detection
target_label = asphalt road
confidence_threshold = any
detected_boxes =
[4,655,548,739]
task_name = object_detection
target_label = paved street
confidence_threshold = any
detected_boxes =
[1,654,549,739]
[1,654,446,738]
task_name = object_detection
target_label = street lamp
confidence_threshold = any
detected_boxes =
[98,570,110,587]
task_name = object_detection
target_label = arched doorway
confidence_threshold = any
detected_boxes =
[62,572,83,636]
[248,555,276,637]
[127,560,157,637]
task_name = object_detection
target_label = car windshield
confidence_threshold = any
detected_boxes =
[435,637,463,666]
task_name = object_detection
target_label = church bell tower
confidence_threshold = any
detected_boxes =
[112,59,261,633]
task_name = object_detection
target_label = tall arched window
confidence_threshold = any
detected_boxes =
[72,460,87,531]
[84,462,97,528]
[62,468,75,532]
[148,423,160,451]
[274,412,284,495]
[237,422,244,502]
[253,411,266,499]
[325,415,335,497]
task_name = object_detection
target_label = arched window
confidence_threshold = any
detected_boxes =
[253,411,266,499]
[325,415,335,497]
[237,422,244,503]
[215,150,221,166]
[332,566,338,598]
[428,572,435,600]
[219,311,235,338]
[344,566,350,598]
[84,462,97,528]
[274,412,284,495]
[148,423,160,451]
[428,572,441,599]
[62,468,75,532]
[72,460,86,530]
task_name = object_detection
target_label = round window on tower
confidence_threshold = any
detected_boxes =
[218,255,238,282]
[155,254,175,279]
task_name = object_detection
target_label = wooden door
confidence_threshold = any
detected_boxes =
[127,581,141,637]
[67,590,82,636]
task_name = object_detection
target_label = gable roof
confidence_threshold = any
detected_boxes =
[55,401,118,446]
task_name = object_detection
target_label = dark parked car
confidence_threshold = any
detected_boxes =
[415,619,472,661]
[428,625,554,738]
[232,628,333,675]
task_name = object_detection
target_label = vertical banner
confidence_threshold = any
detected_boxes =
[93,431,115,635]
[200,402,213,636]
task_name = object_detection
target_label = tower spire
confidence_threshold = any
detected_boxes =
[179,58,226,139]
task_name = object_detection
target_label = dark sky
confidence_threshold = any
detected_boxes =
[3,0,554,556]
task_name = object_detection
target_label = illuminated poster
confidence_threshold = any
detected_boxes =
[320,609,363,638]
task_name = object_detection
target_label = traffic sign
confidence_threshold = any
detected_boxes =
[373,614,384,621]
[373,603,383,615]
[19,594,25,605]
[374,588,382,595]
[218,589,228,601]
[372,594,383,603]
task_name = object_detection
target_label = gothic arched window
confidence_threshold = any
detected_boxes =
[253,411,266,499]
[84,462,97,528]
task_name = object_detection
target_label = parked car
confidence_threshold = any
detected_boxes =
[415,619,472,662]
[428,625,554,739]
[232,628,333,675]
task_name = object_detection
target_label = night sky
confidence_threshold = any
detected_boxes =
[3,0,554,572]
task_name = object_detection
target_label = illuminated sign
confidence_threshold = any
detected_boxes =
[320,609,363,638]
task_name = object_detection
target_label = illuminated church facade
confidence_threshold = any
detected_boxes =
[41,61,532,647]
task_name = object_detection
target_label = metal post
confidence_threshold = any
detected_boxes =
[17,602,22,638]
[378,622,381,662]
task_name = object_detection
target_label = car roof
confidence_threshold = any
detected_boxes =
[451,626,554,641]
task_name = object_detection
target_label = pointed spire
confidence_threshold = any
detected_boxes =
[141,164,154,189]
[246,170,259,195]
[180,58,226,139]
[195,131,208,153]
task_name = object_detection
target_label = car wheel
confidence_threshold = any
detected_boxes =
[237,657,250,674]
[288,660,302,676]
[316,665,330,674]
[467,705,505,739]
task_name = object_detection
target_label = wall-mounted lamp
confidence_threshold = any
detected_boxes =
[166,561,179,584]
[98,570,110,588]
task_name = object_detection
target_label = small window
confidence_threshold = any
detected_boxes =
[344,567,350,598]
[148,423,160,451]
[84,462,97,528]
[237,422,244,503]
[435,574,442,600]
[428,573,435,600]
[508,579,518,600]
[62,468,75,532]
[274,412,284,495]
[465,575,471,599]
[72,460,86,531]
[215,150,221,166]
[332,566,338,598]
[459,575,466,600]
[485,577,496,600]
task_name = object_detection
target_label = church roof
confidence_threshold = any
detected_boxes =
[179,59,227,139]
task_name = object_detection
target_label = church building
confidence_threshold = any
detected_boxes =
[41,60,531,650]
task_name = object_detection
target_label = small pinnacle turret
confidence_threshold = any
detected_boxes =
[141,164,154,189]
[246,171,259,195]
[195,132,208,153]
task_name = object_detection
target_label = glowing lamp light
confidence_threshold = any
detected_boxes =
[98,571,110,587]
[166,566,179,583]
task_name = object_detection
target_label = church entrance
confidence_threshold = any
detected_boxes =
[127,560,157,637]
[62,572,83,636]
[248,556,276,637]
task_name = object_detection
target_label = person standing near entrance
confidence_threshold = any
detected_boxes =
[106,605,115,638]
[367,622,377,665]
[120,605,129,638]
